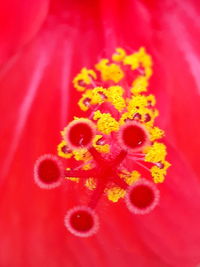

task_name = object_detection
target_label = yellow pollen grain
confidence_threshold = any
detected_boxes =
[57,140,73,159]
[92,135,110,153]
[66,177,80,183]
[95,59,124,83]
[123,47,153,79]
[82,163,93,170]
[106,187,126,202]
[144,142,167,163]
[144,67,153,79]
[146,94,156,106]
[149,127,164,141]
[85,178,96,190]
[73,68,97,92]
[73,149,92,162]
[127,95,150,111]
[78,87,108,111]
[119,112,135,125]
[112,48,127,62]
[93,110,119,135]
[142,109,159,127]
[65,168,80,183]
[90,87,108,104]
[123,52,140,70]
[120,170,141,185]
[72,47,171,188]
[107,86,126,111]
[131,76,149,95]
[126,171,141,185]
[150,160,171,183]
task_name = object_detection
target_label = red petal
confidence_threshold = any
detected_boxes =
[1,0,200,266]
[0,0,49,65]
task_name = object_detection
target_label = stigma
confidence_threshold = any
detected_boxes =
[34,47,171,237]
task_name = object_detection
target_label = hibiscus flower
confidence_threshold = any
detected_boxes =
[0,0,200,267]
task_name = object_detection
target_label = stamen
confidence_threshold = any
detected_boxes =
[34,47,171,237]
[65,169,96,178]
[133,160,151,172]
[64,206,99,237]
[125,179,160,214]
[63,118,96,149]
[118,121,149,152]
[34,154,64,189]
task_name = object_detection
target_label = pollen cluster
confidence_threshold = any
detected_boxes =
[34,47,171,237]
[58,47,170,197]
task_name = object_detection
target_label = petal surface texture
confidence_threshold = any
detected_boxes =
[0,0,200,267]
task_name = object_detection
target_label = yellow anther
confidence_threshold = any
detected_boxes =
[95,59,124,83]
[90,87,108,105]
[92,135,110,153]
[106,187,126,202]
[144,142,167,163]
[112,48,127,62]
[144,67,153,79]
[73,149,92,162]
[119,112,136,125]
[65,168,80,183]
[93,111,119,135]
[66,177,80,183]
[78,97,90,111]
[120,170,141,185]
[138,48,153,68]
[151,161,171,183]
[127,95,149,112]
[144,109,159,125]
[78,87,108,111]
[137,47,153,66]
[85,178,96,190]
[149,127,164,141]
[131,76,149,95]
[57,140,73,159]
[107,86,126,111]
[123,52,140,70]
[73,68,97,92]
[123,47,153,79]
[71,47,170,189]
[146,94,156,106]
[82,163,93,170]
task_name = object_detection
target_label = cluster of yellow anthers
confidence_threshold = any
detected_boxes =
[57,47,171,203]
